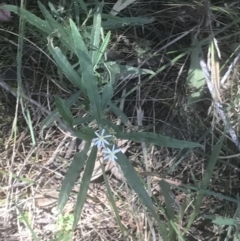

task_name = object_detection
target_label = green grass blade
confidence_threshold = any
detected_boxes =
[89,2,103,65]
[101,81,114,110]
[204,215,237,226]
[101,15,155,29]
[116,132,202,149]
[37,1,60,28]
[160,180,177,240]
[74,127,95,141]
[76,0,88,14]
[187,134,224,229]
[58,141,91,212]
[102,61,122,81]
[0,5,51,33]
[190,171,200,188]
[41,90,81,130]
[38,1,73,51]
[101,60,119,110]
[48,2,59,17]
[170,220,186,241]
[73,146,97,229]
[159,180,175,220]
[187,36,205,105]
[73,0,80,27]
[95,31,111,66]
[101,119,124,133]
[101,164,127,241]
[16,205,40,241]
[77,51,102,124]
[73,116,94,125]
[120,64,155,76]
[176,183,239,204]
[3,4,74,53]
[54,96,73,126]
[104,61,154,78]
[25,109,36,146]
[0,170,35,185]
[116,152,158,220]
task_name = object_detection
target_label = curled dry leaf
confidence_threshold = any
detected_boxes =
[0,4,11,22]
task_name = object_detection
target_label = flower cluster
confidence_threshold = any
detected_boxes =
[93,129,120,162]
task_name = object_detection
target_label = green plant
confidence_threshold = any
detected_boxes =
[1,1,206,240]
[52,213,74,241]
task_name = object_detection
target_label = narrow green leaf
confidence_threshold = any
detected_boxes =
[1,5,51,33]
[38,1,55,22]
[47,39,84,90]
[115,154,154,211]
[213,217,236,226]
[101,119,124,133]
[204,215,236,226]
[109,103,130,125]
[38,1,74,51]
[176,183,239,204]
[58,141,90,212]
[101,15,155,29]
[16,206,40,241]
[190,171,199,188]
[187,36,205,105]
[0,170,35,184]
[73,116,94,126]
[74,127,95,141]
[41,90,81,130]
[119,64,155,76]
[48,2,59,17]
[101,82,114,110]
[25,108,36,146]
[101,60,118,110]
[159,180,177,241]
[170,220,186,241]
[159,180,175,220]
[115,152,169,237]
[78,51,102,124]
[76,0,88,14]
[89,2,103,65]
[73,146,97,229]
[95,31,111,66]
[55,96,73,126]
[70,19,89,57]
[187,134,224,229]
[116,132,202,149]
[101,164,127,240]
[101,61,121,82]
[73,0,80,27]
[104,61,154,79]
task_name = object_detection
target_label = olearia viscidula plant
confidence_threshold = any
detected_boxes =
[0,1,203,238]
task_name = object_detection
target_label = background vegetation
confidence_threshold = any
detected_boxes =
[0,0,240,240]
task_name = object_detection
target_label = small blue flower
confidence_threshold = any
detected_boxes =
[103,145,121,162]
[93,129,112,149]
